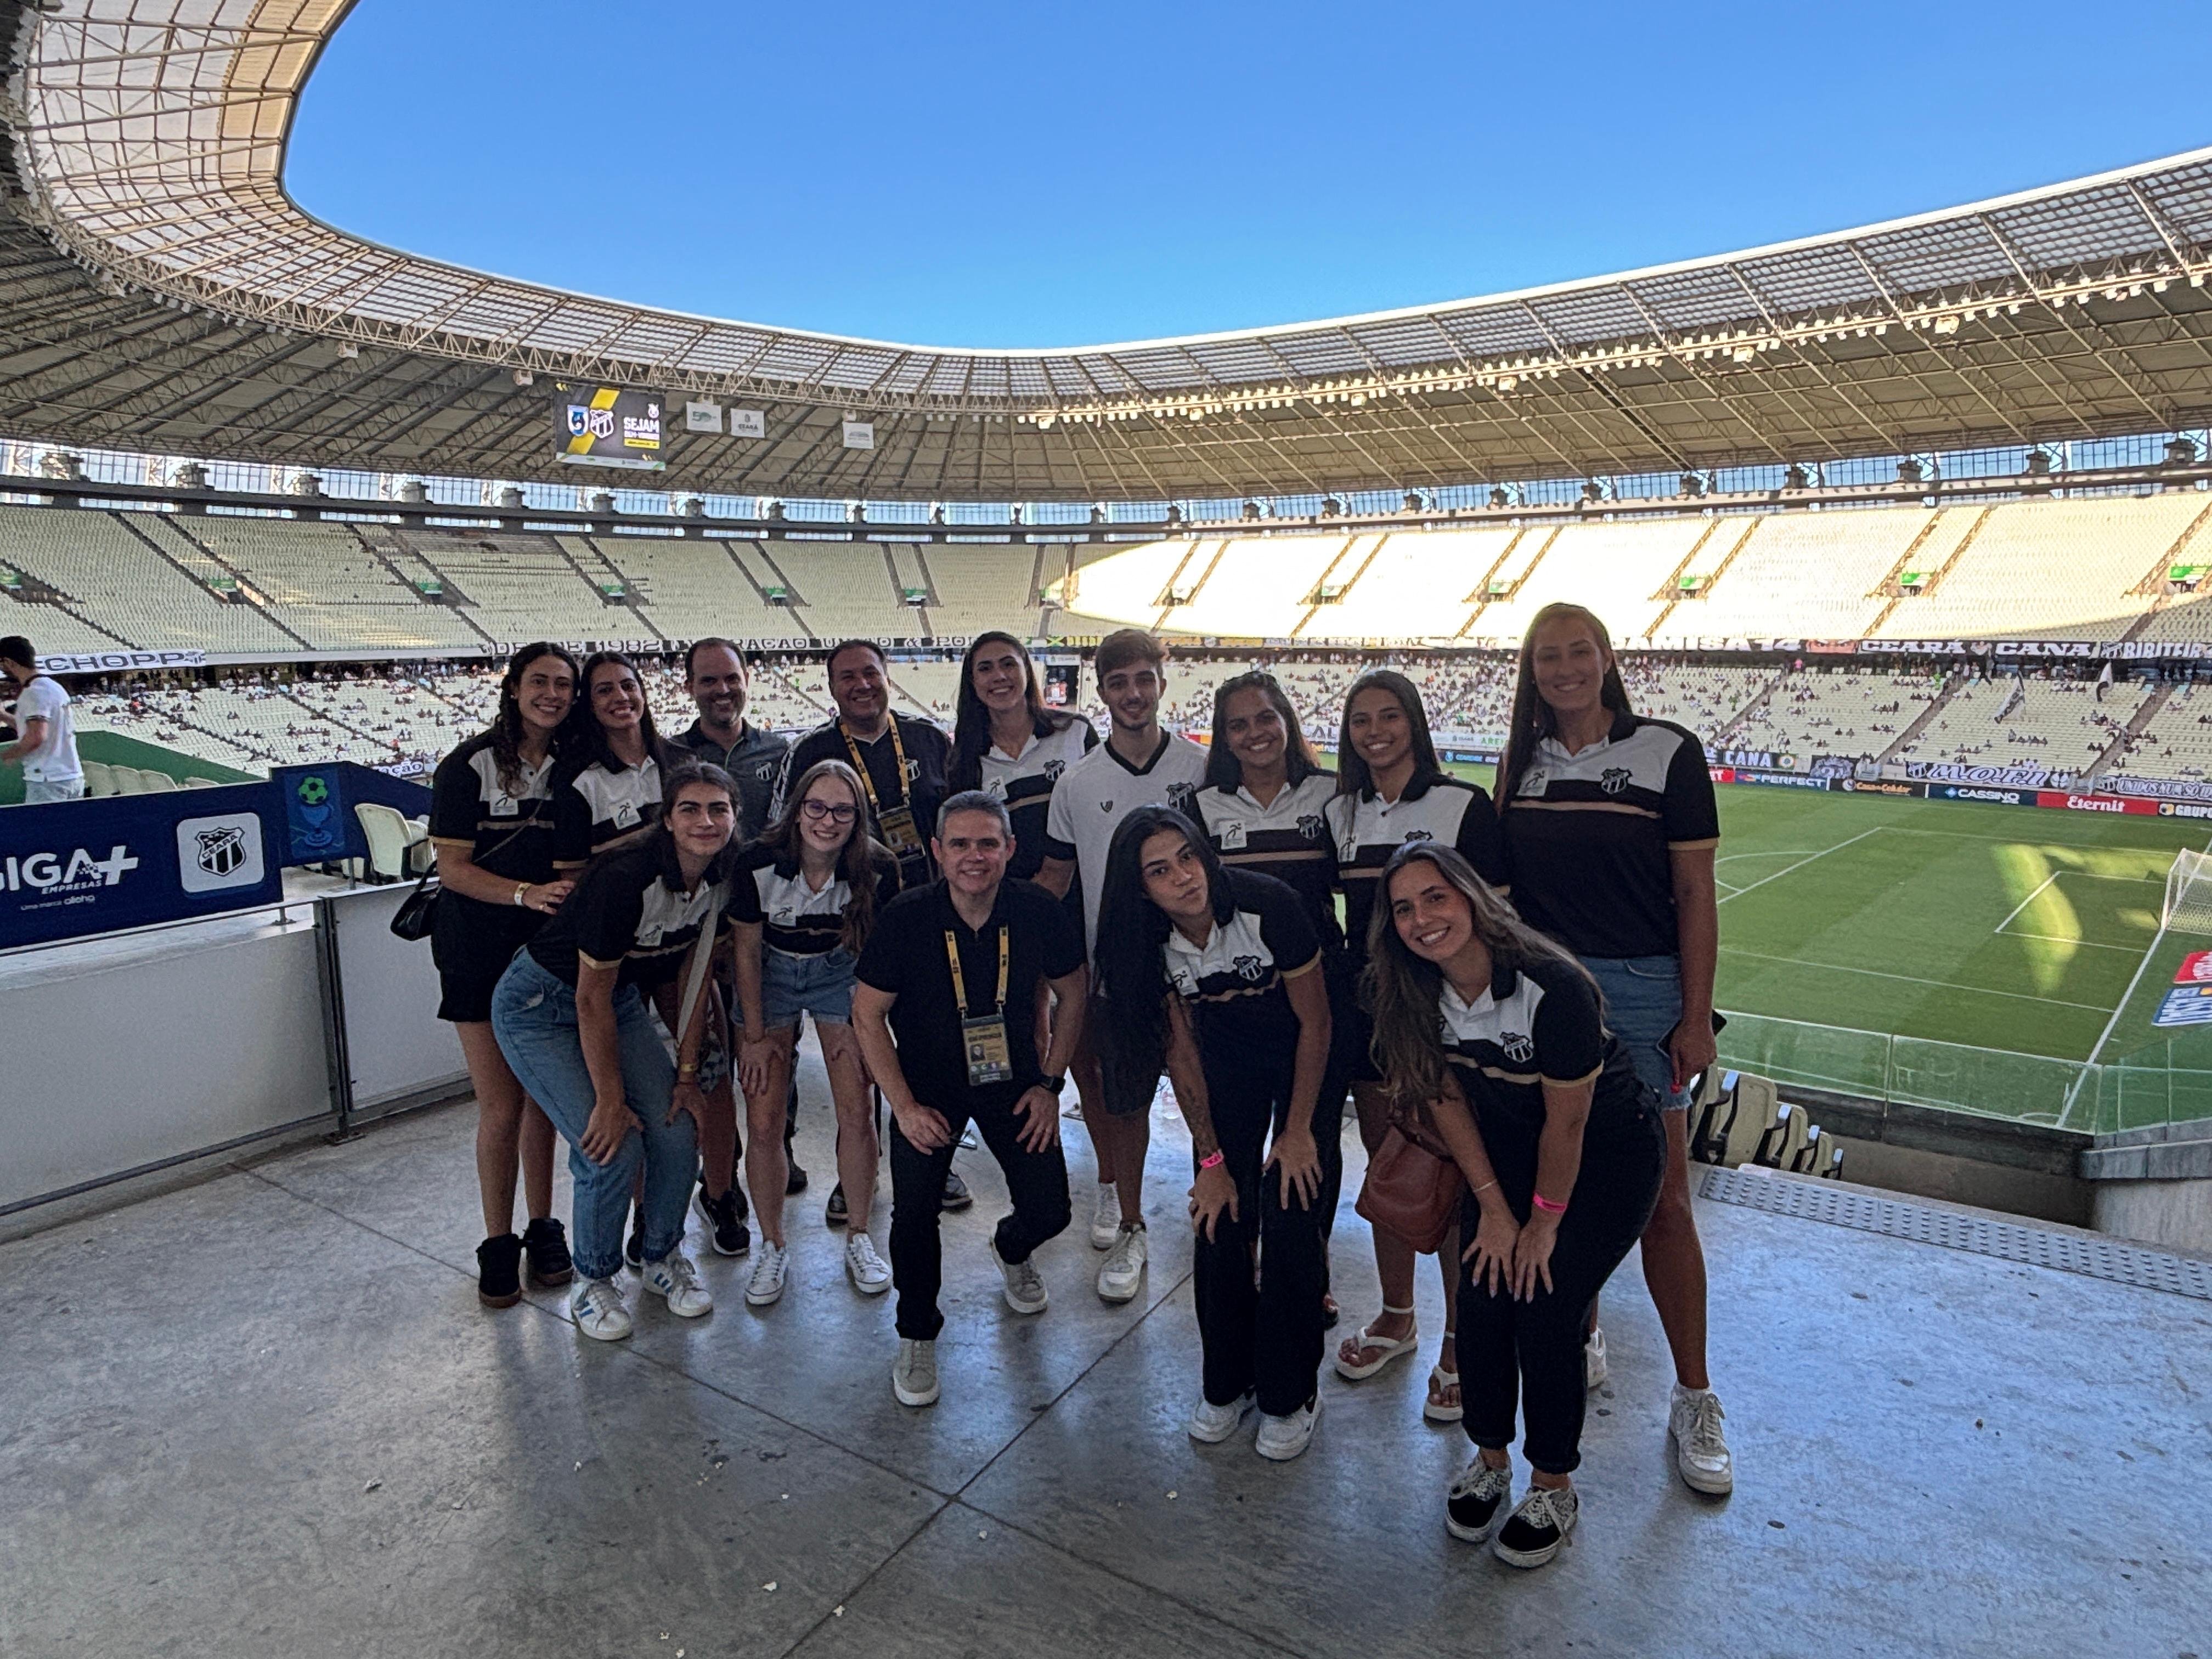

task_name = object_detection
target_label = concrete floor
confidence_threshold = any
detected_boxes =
[4,1046,2209,1659]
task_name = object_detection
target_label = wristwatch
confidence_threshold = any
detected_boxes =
[1040,1072,1068,1094]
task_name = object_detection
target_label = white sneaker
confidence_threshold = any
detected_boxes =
[1187,1391,1253,1443]
[1254,1394,1321,1462]
[988,1234,1049,1314]
[844,1231,891,1296]
[893,1337,939,1407]
[1493,1483,1578,1569]
[1445,1456,1513,1542]
[641,1250,713,1318]
[1097,1221,1147,1304]
[745,1240,789,1307]
[1669,1385,1735,1494]
[1088,1182,1120,1250]
[569,1276,632,1341]
[1584,1326,1609,1391]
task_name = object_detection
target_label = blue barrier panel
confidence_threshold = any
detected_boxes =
[0,780,286,949]
[272,761,432,867]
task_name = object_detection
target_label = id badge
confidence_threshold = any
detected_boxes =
[877,804,923,853]
[962,1015,1014,1087]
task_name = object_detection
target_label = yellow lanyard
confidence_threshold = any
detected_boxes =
[839,718,909,816]
[944,925,1011,1017]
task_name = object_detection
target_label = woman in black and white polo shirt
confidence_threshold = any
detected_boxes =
[492,762,740,1343]
[1325,669,1506,1424]
[947,630,1097,881]
[1093,806,1331,1462]
[1368,841,1663,1568]
[552,650,669,870]
[427,642,580,1309]
[1497,602,1733,1496]
[729,758,899,1307]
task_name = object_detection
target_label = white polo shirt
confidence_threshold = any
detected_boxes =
[1043,729,1209,951]
[13,674,81,784]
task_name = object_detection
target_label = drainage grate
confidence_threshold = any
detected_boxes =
[1698,1166,2212,1301]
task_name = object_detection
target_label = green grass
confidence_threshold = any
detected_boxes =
[1443,763,2212,1131]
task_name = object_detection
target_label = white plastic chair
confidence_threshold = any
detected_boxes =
[354,802,427,882]
[137,770,178,793]
[111,766,148,795]
[81,760,117,797]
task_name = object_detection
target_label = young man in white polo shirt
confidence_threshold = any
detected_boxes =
[1,636,84,804]
[1039,629,1209,1303]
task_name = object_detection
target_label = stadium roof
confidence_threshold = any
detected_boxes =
[4,2,2212,504]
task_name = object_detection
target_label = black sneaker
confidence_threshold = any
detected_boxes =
[786,1156,810,1196]
[825,1181,848,1228]
[521,1217,573,1287]
[699,1157,749,1224]
[476,1233,523,1308]
[1445,1457,1511,1543]
[694,1183,752,1257]
[940,1170,974,1212]
[624,1212,645,1270]
[1493,1484,1578,1569]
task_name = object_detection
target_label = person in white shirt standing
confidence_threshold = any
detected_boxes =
[1,636,85,804]
[1039,629,1209,1304]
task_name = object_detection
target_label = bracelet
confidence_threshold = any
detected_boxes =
[676,1065,698,1081]
[1198,1150,1225,1171]
[1471,1179,1499,1198]
[1531,1191,1567,1215]
[512,881,531,907]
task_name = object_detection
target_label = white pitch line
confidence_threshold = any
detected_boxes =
[1719,946,2113,1011]
[1717,826,1887,906]
[1997,932,2145,954]
[1991,871,2061,936]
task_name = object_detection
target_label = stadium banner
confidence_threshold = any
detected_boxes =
[37,648,207,675]
[1927,782,2037,806]
[1858,639,1978,656]
[1733,769,1835,791]
[2035,790,2159,816]
[0,781,284,950]
[554,385,667,471]
[840,420,874,450]
[2175,951,2212,985]
[729,409,767,439]
[683,400,723,433]
[2152,984,2212,1028]
[1904,760,2061,789]
[1802,639,1860,656]
[2100,773,2212,803]
[2153,799,2212,822]
[272,761,431,867]
[1839,778,1925,798]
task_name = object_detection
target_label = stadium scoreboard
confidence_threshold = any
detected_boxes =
[555,383,666,471]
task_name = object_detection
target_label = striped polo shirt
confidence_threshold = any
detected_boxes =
[1195,770,1342,951]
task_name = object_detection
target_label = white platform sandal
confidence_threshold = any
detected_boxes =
[1333,1304,1420,1381]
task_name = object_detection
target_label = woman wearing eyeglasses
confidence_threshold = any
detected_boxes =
[728,758,899,1306]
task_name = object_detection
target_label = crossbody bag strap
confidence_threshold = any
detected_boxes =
[673,883,727,1053]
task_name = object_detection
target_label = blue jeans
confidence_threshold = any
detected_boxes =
[1580,953,1692,1110]
[491,951,696,1280]
[758,946,857,1029]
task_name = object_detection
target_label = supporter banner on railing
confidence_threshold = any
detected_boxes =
[2100,774,2212,803]
[272,761,431,867]
[0,781,284,950]
[37,648,208,676]
[1903,760,2063,788]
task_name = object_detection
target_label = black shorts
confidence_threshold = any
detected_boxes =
[1090,991,1166,1119]
[432,894,542,1026]
[1337,952,1380,1086]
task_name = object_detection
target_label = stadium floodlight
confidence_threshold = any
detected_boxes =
[495,486,524,509]
[2023,449,2056,477]
[678,496,704,518]
[1897,458,1925,484]
[2165,437,2199,467]
[1402,491,1424,514]
[765,500,786,522]
[1580,481,1604,503]
[1244,500,1264,520]
[1784,464,1810,490]
[1489,487,1510,508]
[397,481,428,502]
[291,471,323,498]
[1679,472,1706,498]
[1321,496,1344,517]
[590,492,616,516]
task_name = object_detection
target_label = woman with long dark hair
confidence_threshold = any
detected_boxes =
[1324,669,1506,1423]
[1194,670,1351,1319]
[1368,842,1663,1568]
[729,758,899,1306]
[947,631,1097,881]
[1496,602,1732,1496]
[1093,806,1331,1460]
[492,762,741,1342]
[552,650,671,868]
[428,642,581,1308]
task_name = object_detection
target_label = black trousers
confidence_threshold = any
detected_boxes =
[889,1087,1070,1340]
[1311,950,1359,1251]
[1192,1055,1326,1417]
[1455,1094,1664,1475]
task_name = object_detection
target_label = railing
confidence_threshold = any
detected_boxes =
[1714,1008,2212,1136]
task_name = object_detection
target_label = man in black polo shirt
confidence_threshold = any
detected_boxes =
[853,791,1086,1409]
[670,637,789,842]
[773,639,950,895]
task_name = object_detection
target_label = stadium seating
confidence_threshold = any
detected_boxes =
[1297,529,1498,641]
[2126,681,2212,780]
[1727,667,1942,761]
[1896,676,2147,772]
[1469,516,1712,646]
[0,505,300,653]
[180,517,481,651]
[767,542,911,642]
[595,535,799,641]
[1666,507,1934,641]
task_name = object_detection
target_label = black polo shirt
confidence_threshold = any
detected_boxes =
[776,714,950,893]
[427,732,565,978]
[527,834,732,991]
[671,719,789,844]
[729,842,899,957]
[1323,773,1506,962]
[1500,712,1719,960]
[551,753,663,868]
[856,877,1084,1108]
[951,713,1097,880]
[1195,770,1342,953]
[1162,867,1319,1065]
[1437,955,1647,1135]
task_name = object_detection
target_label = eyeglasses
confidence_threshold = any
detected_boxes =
[801,800,859,825]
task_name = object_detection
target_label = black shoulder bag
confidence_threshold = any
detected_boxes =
[390,819,538,943]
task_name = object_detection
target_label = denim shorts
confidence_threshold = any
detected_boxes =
[758,946,856,1030]
[1579,953,1692,1111]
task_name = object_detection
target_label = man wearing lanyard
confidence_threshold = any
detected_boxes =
[853,792,1087,1409]
[776,639,968,1212]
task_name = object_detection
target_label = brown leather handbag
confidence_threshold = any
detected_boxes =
[1355,1110,1465,1256]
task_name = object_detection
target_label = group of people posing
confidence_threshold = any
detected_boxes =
[426,603,1733,1573]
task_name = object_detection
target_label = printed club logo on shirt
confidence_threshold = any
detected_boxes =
[1042,759,1066,782]
[1500,1030,1535,1064]
[1600,766,1632,796]
[1233,953,1265,983]
[1166,782,1198,814]
[1296,814,1326,840]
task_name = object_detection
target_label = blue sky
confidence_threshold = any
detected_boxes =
[289,0,2212,351]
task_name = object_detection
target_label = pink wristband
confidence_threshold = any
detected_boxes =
[1199,1150,1225,1171]
[1531,1192,1567,1215]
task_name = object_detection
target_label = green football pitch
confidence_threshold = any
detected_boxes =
[1444,764,2212,1132]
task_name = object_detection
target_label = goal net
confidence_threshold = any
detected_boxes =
[2164,849,2212,934]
